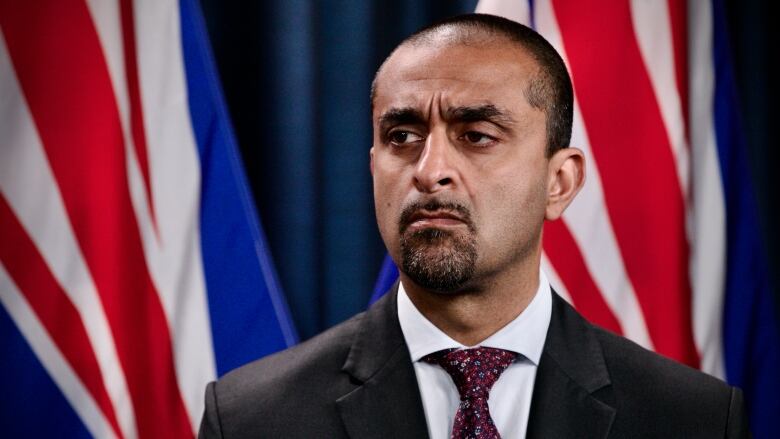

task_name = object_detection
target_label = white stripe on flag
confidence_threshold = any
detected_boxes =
[629,0,690,199]
[475,0,531,25]
[0,265,118,439]
[133,0,217,426]
[534,0,654,349]
[0,34,138,439]
[83,0,130,129]
[688,0,726,379]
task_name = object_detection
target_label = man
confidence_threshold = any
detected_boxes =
[199,14,748,438]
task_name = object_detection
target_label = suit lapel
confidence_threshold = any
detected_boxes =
[334,287,616,438]
[336,285,430,439]
[526,292,616,439]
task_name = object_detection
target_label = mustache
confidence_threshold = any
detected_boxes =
[398,200,475,233]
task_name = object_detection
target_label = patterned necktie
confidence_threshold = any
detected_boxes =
[422,347,518,439]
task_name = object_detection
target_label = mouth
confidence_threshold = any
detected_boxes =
[405,210,467,231]
[398,200,475,235]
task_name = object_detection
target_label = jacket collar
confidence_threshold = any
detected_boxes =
[336,285,616,439]
[525,292,616,438]
[336,282,431,438]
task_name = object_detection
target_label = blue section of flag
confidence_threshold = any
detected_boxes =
[179,0,298,377]
[712,1,780,437]
[0,305,91,438]
[369,254,399,304]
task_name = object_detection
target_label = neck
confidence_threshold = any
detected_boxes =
[401,256,540,346]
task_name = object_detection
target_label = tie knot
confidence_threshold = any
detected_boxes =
[422,347,517,400]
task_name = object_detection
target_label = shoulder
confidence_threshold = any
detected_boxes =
[217,310,365,402]
[590,324,743,435]
[593,324,728,396]
[549,292,733,402]
[200,289,406,438]
[591,325,729,391]
[544,293,747,436]
[201,311,367,438]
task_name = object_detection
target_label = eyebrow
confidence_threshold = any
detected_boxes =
[445,105,517,131]
[378,107,426,133]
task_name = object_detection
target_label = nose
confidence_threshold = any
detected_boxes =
[413,129,457,194]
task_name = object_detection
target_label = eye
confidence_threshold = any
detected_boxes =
[387,130,424,146]
[461,131,496,147]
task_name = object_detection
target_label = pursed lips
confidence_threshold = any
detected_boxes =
[406,210,467,230]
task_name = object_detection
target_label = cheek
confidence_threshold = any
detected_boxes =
[477,171,548,241]
[373,151,416,202]
[372,167,405,238]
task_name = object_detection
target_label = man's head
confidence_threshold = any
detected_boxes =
[370,14,584,294]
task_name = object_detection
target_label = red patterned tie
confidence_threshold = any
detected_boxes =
[422,347,517,439]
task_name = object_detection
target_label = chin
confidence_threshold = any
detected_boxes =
[400,228,477,293]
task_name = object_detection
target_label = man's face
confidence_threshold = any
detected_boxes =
[371,39,550,294]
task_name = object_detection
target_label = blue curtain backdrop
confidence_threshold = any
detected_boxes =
[199,0,779,341]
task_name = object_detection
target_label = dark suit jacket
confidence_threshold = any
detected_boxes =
[199,287,750,438]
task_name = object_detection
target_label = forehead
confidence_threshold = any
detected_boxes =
[373,40,539,117]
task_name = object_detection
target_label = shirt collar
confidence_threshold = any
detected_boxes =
[397,269,552,366]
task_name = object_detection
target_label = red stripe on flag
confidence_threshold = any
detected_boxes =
[552,0,699,367]
[667,0,689,143]
[543,220,623,335]
[119,0,158,236]
[0,1,193,436]
[0,195,124,439]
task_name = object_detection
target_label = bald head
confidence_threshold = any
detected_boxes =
[371,14,573,155]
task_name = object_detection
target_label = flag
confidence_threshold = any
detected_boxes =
[372,0,780,436]
[0,0,297,437]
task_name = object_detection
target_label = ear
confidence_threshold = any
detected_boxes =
[545,147,585,220]
[369,146,375,175]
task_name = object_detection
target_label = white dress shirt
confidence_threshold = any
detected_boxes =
[397,270,552,439]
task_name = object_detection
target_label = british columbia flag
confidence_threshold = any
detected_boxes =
[0,0,297,437]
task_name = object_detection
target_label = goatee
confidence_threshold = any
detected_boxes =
[398,201,477,293]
